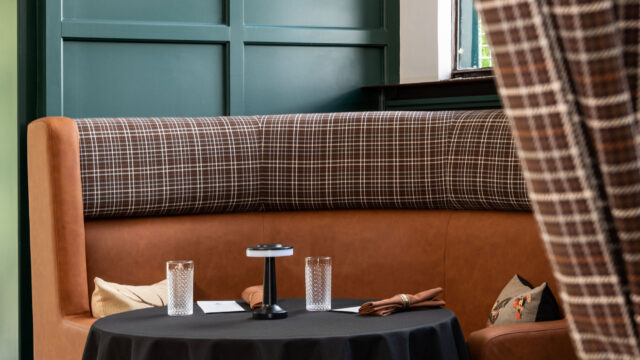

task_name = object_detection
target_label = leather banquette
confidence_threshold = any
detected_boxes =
[27,110,577,360]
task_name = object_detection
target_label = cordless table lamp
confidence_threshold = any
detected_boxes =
[246,244,293,319]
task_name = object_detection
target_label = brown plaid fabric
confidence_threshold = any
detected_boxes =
[260,111,529,211]
[74,110,529,218]
[476,0,640,357]
[75,117,262,217]
[617,0,640,110]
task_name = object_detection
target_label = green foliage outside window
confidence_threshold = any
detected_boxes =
[457,1,492,70]
[478,20,492,68]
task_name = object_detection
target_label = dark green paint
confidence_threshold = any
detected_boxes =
[245,46,384,114]
[243,27,389,45]
[44,0,62,115]
[384,0,400,85]
[227,0,245,115]
[63,0,226,25]
[457,0,476,69]
[470,9,479,69]
[244,0,383,28]
[62,20,232,43]
[63,41,226,117]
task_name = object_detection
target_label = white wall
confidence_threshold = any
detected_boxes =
[400,0,452,83]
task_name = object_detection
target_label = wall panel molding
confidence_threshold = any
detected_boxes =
[63,41,226,117]
[61,20,231,43]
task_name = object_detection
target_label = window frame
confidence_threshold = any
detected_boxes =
[451,0,493,79]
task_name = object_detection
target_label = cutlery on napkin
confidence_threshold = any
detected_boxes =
[358,288,445,316]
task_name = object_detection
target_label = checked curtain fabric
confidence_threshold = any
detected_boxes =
[475,0,640,358]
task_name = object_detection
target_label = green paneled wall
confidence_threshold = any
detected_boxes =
[44,0,399,118]
[0,0,18,357]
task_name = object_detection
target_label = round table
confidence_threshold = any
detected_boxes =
[82,298,469,360]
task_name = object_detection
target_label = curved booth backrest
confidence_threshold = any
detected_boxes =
[28,111,553,347]
[73,110,529,218]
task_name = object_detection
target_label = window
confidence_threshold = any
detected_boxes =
[454,0,492,75]
[478,20,492,68]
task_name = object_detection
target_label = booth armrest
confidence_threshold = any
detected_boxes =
[467,320,577,360]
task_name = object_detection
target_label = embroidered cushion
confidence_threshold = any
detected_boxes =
[488,275,562,326]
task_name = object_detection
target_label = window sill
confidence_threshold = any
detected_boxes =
[451,68,494,79]
[362,76,500,111]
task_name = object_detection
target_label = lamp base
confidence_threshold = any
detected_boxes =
[252,304,288,320]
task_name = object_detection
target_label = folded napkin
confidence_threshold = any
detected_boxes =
[358,288,445,316]
[241,285,263,309]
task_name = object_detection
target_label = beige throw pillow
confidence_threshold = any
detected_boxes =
[91,277,167,318]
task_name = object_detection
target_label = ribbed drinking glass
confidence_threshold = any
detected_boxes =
[305,257,331,311]
[167,260,193,316]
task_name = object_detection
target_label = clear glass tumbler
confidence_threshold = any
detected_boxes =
[166,260,194,316]
[305,256,332,311]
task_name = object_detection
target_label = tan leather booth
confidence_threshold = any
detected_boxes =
[28,112,577,360]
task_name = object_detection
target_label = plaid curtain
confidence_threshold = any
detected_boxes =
[475,0,640,358]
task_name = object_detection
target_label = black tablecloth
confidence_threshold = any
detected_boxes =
[83,298,469,360]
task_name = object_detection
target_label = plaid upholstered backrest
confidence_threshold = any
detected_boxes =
[74,110,529,218]
[75,117,262,218]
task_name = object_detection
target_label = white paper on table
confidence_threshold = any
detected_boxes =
[197,301,246,313]
[330,306,361,314]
